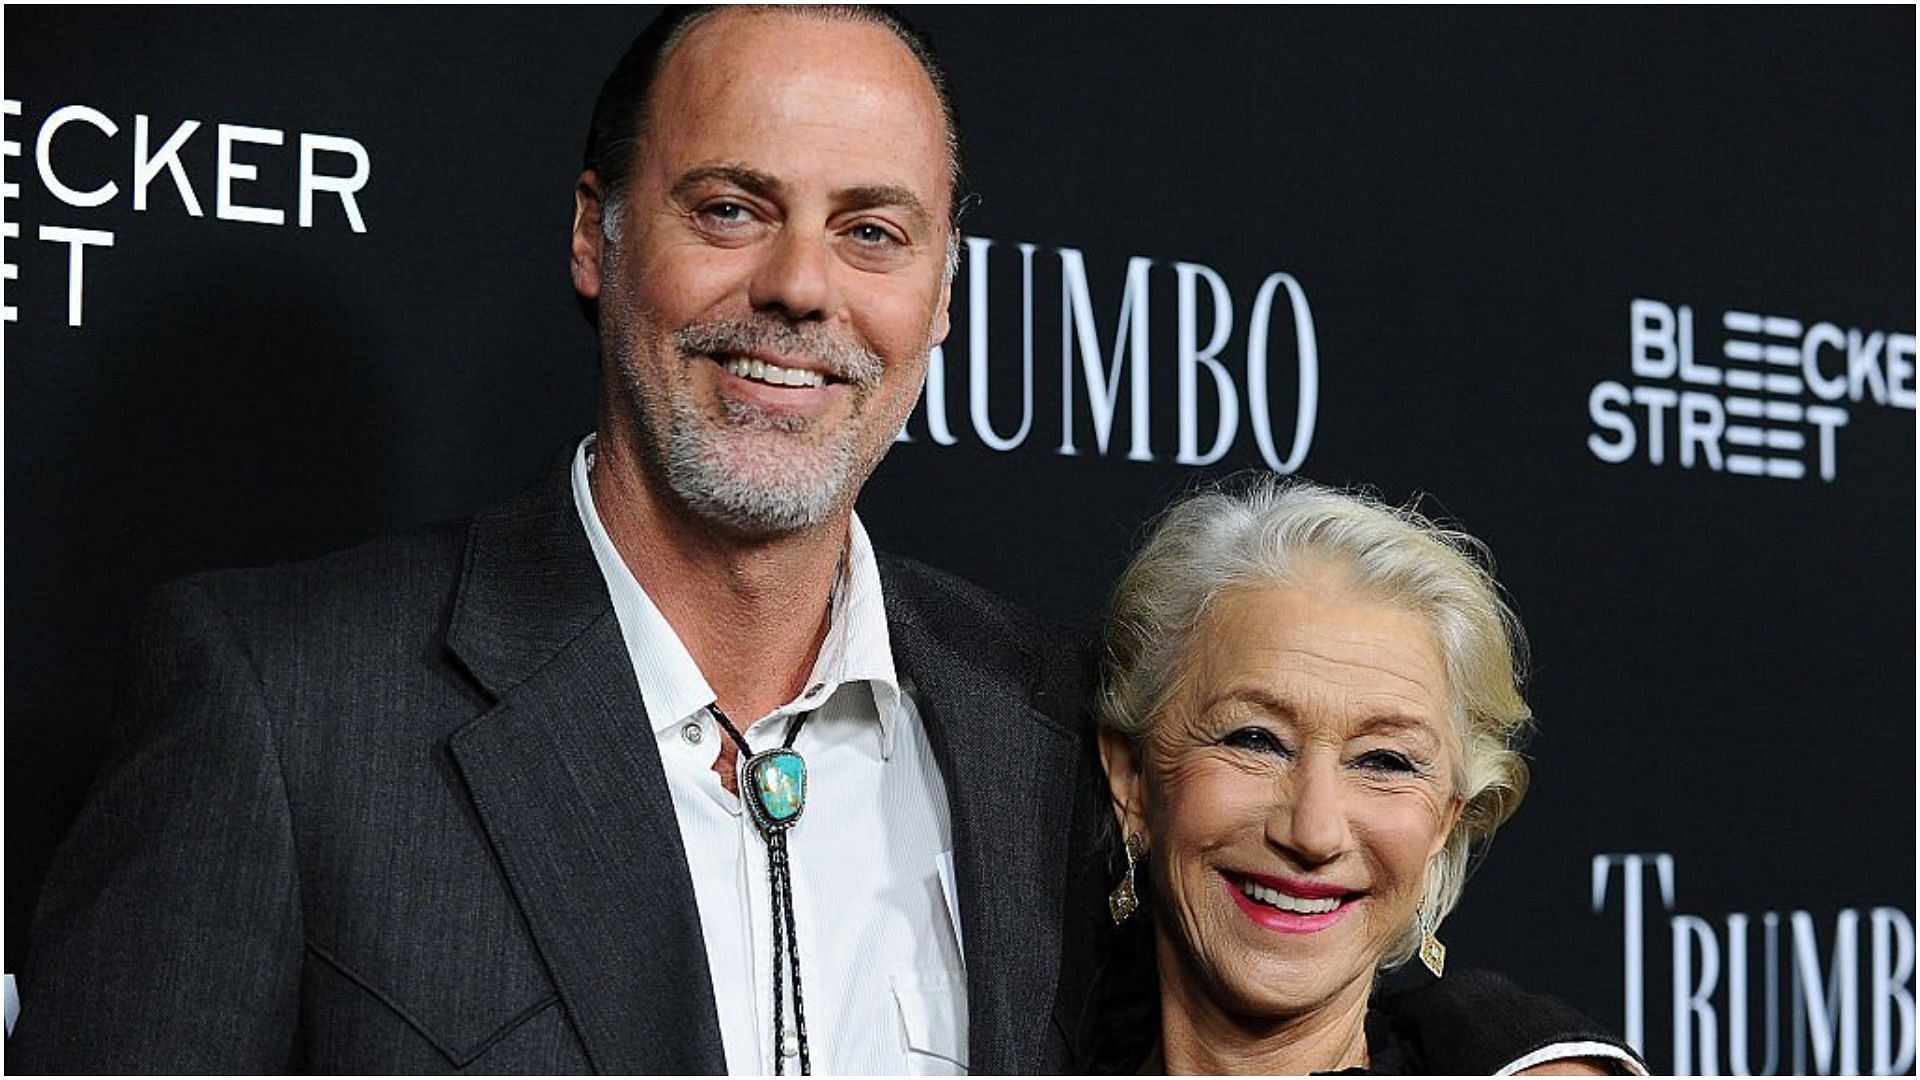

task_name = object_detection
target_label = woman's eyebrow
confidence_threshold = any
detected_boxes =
[1199,686,1296,719]
[1352,713,1443,745]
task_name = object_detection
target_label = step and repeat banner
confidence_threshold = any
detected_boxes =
[5,8,1913,1073]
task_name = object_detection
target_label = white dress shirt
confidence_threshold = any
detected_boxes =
[572,438,969,1075]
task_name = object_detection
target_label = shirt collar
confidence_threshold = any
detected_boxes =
[571,436,903,756]
[816,510,903,756]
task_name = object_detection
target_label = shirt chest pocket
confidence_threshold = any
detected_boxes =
[892,972,968,1075]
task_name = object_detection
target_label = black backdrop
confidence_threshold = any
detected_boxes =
[5,8,1914,1074]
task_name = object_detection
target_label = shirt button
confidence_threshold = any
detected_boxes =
[805,683,825,698]
[680,721,704,746]
[781,1031,800,1058]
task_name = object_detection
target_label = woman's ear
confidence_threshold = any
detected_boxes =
[1430,795,1465,863]
[1098,726,1148,839]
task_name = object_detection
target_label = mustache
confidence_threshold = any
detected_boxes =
[674,318,885,387]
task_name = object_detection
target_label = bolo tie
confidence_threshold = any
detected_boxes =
[708,703,813,1075]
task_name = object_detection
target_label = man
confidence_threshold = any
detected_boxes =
[12,7,1627,1075]
[13,7,1092,1073]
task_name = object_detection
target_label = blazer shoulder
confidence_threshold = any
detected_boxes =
[877,551,1089,712]
[168,519,471,623]
[133,520,478,697]
[877,551,1062,653]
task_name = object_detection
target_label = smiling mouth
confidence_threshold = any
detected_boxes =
[1226,872,1359,916]
[717,354,830,389]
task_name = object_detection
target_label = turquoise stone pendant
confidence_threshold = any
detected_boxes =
[744,748,808,833]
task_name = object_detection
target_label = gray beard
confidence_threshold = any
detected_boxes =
[650,379,863,536]
[612,315,887,539]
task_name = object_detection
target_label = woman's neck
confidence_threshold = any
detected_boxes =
[1156,942,1374,1075]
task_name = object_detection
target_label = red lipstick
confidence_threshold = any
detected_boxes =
[1222,872,1358,934]
[1236,871,1350,899]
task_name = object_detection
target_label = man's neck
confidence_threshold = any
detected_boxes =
[589,434,846,725]
[1155,934,1373,1075]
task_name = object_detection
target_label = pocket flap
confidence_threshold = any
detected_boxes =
[891,973,968,1071]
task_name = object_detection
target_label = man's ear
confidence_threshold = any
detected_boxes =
[1097,726,1148,839]
[928,240,953,347]
[571,170,606,302]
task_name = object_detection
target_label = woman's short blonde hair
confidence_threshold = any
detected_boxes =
[1095,475,1533,969]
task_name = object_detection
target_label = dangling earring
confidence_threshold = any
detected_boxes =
[1109,832,1147,926]
[1417,901,1447,977]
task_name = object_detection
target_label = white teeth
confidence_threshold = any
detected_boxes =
[1238,879,1342,915]
[723,356,825,388]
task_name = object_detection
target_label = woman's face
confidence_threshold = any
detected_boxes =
[1103,575,1463,1023]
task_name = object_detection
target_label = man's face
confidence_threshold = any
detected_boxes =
[574,10,954,538]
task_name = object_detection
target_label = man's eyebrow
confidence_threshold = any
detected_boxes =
[670,168,936,235]
[835,184,933,233]
[669,164,783,204]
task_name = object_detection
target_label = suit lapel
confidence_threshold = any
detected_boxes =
[443,468,725,1074]
[438,472,1081,1074]
[884,567,1080,1076]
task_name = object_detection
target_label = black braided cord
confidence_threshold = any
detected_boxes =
[710,704,813,1075]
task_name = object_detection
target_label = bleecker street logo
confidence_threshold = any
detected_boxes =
[1588,299,1915,482]
[1,100,372,328]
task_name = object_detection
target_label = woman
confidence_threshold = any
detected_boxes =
[1091,478,1644,1074]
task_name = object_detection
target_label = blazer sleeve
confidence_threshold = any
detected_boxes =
[9,578,304,1073]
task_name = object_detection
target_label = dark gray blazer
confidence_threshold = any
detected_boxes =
[10,463,1102,1074]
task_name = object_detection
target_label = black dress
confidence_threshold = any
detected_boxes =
[1073,920,1645,1075]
